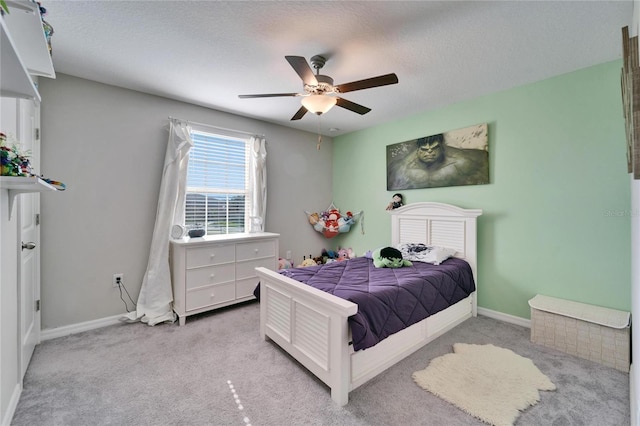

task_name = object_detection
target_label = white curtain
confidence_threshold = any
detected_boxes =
[123,120,193,325]
[249,136,267,232]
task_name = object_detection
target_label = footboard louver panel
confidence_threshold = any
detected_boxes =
[265,286,291,342]
[293,301,330,371]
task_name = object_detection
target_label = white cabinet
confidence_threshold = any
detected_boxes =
[0,2,55,423]
[170,232,279,325]
[0,0,55,101]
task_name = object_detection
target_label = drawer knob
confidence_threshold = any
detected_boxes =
[210,292,215,299]
[210,254,215,258]
[254,248,259,253]
[210,273,215,278]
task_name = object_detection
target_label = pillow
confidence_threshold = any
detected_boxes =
[396,243,457,265]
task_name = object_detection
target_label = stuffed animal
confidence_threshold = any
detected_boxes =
[298,257,317,267]
[337,214,354,233]
[278,258,292,270]
[308,212,325,232]
[308,212,319,225]
[321,248,338,261]
[313,256,324,265]
[372,247,412,268]
[386,193,404,210]
[337,247,356,259]
[337,248,349,261]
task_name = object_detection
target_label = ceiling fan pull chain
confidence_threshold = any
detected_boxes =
[317,116,322,150]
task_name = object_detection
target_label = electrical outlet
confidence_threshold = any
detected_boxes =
[286,250,292,260]
[112,273,123,288]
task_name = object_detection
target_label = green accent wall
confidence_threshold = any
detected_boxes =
[332,60,631,319]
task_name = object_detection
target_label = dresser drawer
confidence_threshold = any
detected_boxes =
[236,239,276,261]
[186,244,235,268]
[186,264,235,290]
[236,257,276,280]
[186,282,236,311]
[236,277,259,299]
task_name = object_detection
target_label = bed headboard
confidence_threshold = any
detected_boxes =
[390,202,482,282]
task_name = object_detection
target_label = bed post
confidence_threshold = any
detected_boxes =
[472,293,478,317]
[329,317,352,406]
[466,213,479,317]
[259,281,267,340]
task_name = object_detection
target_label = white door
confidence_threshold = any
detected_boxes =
[17,98,40,378]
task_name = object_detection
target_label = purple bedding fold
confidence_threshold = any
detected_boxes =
[276,256,475,351]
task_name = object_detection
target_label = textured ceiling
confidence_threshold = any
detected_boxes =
[43,1,632,136]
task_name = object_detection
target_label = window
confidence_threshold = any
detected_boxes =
[185,130,250,235]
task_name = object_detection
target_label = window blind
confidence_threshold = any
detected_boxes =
[185,131,250,235]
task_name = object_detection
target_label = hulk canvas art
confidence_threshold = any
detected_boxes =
[386,123,489,190]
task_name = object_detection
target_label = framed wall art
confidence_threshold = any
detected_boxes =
[621,26,640,178]
[386,123,489,190]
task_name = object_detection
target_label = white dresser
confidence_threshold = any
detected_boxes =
[170,232,279,325]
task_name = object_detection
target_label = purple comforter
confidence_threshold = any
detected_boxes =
[277,256,475,351]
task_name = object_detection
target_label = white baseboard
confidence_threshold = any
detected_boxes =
[41,307,530,342]
[477,306,531,328]
[632,363,638,426]
[2,383,20,426]
[40,313,126,341]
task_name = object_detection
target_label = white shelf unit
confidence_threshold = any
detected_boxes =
[0,0,55,101]
[0,3,56,424]
[0,176,56,218]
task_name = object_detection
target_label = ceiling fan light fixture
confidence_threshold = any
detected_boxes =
[301,94,337,115]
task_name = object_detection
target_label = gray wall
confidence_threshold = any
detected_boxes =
[38,73,333,330]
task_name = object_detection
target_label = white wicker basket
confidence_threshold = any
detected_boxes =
[529,294,630,372]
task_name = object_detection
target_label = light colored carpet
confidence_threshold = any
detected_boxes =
[12,303,629,425]
[412,343,556,426]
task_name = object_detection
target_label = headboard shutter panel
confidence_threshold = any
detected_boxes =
[397,218,428,245]
[430,220,466,256]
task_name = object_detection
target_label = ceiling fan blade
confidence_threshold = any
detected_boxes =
[336,97,371,115]
[285,56,318,86]
[335,73,399,94]
[238,93,300,98]
[291,106,308,121]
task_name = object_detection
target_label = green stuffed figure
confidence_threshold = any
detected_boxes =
[372,247,412,268]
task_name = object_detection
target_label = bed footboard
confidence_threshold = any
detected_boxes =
[256,267,358,405]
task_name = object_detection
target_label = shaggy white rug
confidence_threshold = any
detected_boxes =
[412,343,556,426]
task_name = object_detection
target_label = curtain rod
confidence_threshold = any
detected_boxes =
[168,116,265,139]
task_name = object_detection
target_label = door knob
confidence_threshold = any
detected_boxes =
[21,241,36,251]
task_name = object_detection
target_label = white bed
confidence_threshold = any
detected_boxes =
[254,202,482,405]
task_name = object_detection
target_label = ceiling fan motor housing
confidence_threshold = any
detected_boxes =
[305,74,336,95]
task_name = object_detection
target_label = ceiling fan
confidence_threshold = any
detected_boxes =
[238,55,399,121]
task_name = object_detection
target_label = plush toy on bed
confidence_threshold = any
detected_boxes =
[372,246,412,268]
[336,248,350,261]
[298,257,317,267]
[321,248,338,263]
[278,257,292,270]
